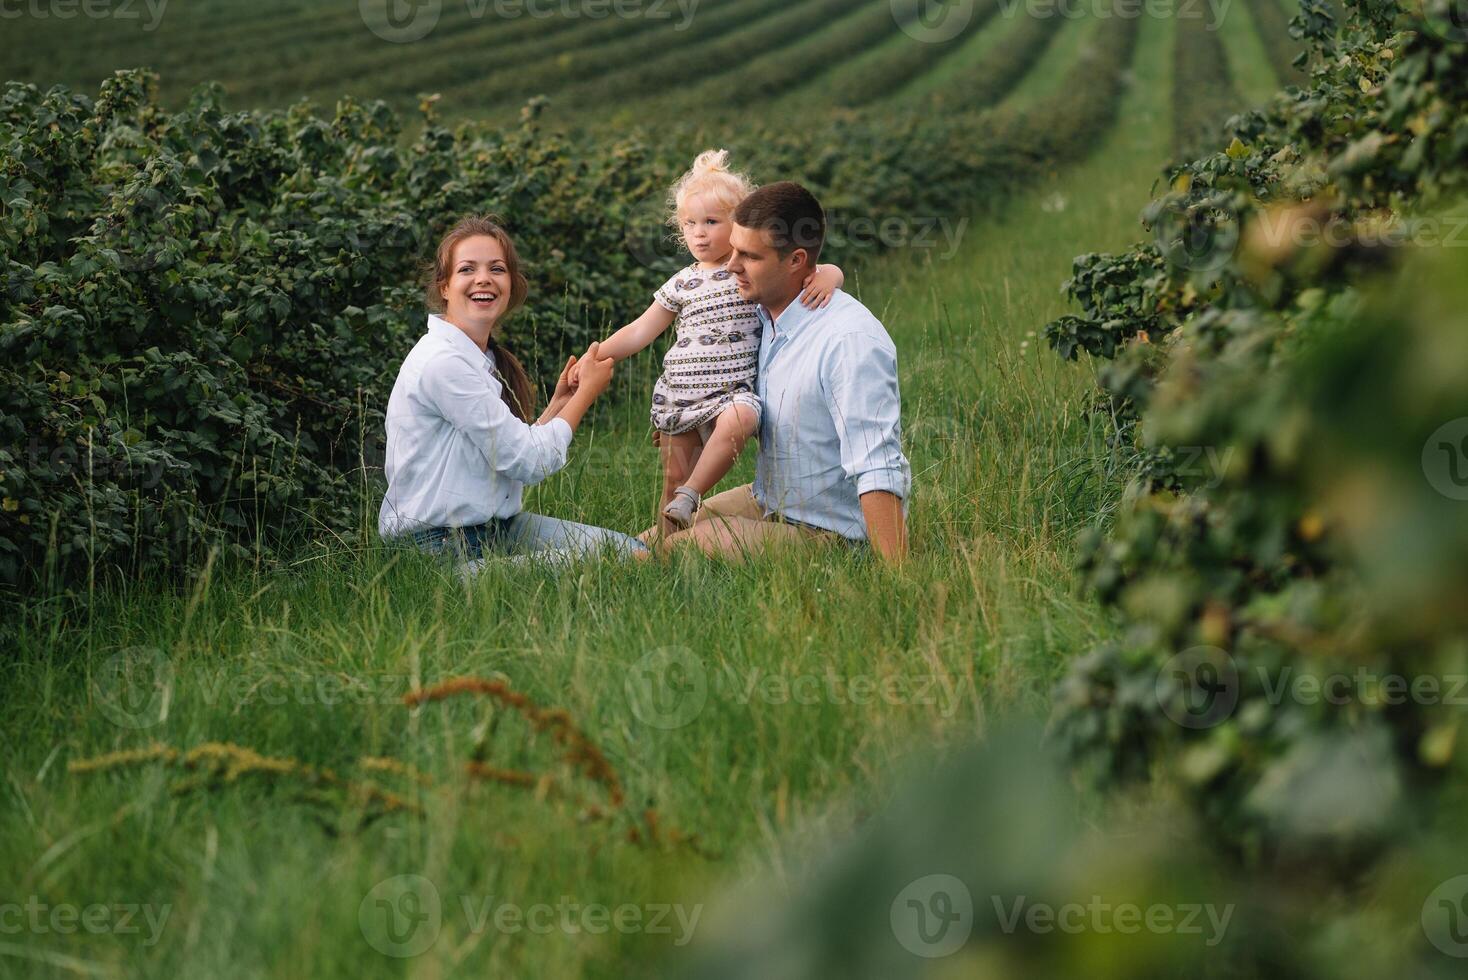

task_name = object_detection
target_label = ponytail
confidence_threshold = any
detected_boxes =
[487,337,536,424]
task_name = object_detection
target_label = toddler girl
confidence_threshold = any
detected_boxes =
[582,149,843,533]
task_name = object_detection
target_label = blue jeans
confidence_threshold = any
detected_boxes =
[407,512,647,562]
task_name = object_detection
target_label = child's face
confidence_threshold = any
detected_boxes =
[679,192,734,264]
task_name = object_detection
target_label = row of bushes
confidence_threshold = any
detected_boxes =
[1046,0,1468,889]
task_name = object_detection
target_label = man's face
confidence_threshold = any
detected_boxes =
[728,223,807,310]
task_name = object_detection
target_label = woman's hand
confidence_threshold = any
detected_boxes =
[552,355,579,402]
[536,355,581,425]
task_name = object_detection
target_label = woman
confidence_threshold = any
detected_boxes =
[378,215,646,562]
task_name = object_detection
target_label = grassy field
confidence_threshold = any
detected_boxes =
[0,10,1204,979]
[0,0,1313,975]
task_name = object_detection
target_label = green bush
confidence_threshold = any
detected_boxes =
[1045,0,1468,868]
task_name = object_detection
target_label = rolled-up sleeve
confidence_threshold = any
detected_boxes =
[823,333,911,500]
[425,353,572,486]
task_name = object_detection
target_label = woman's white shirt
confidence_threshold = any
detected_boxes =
[378,315,572,538]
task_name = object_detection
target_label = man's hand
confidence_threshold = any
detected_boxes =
[860,490,908,563]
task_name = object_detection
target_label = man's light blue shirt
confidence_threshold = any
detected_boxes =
[752,289,911,540]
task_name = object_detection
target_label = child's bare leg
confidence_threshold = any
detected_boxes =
[661,404,758,531]
[659,430,703,538]
[684,404,758,496]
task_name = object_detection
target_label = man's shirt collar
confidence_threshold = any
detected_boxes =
[758,293,824,336]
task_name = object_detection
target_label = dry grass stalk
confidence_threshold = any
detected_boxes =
[405,677,625,807]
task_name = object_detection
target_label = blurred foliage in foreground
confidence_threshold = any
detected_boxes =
[1046,0,1468,879]
[677,725,1468,979]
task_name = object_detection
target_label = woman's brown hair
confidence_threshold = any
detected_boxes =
[426,215,536,422]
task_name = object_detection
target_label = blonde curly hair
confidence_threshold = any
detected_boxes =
[666,149,755,240]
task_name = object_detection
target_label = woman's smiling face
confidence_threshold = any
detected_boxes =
[442,235,512,334]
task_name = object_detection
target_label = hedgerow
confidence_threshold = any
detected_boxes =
[1045,0,1468,869]
[1172,0,1241,158]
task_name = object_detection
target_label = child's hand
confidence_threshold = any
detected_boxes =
[576,342,616,396]
[799,264,841,309]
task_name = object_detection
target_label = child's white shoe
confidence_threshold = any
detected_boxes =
[662,486,701,530]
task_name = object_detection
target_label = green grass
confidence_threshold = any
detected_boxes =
[1002,8,1101,106]
[892,4,1050,102]
[1216,0,1282,107]
[0,11,1185,980]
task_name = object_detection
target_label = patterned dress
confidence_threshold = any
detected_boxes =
[649,262,764,435]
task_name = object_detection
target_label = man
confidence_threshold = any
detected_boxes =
[660,181,911,562]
